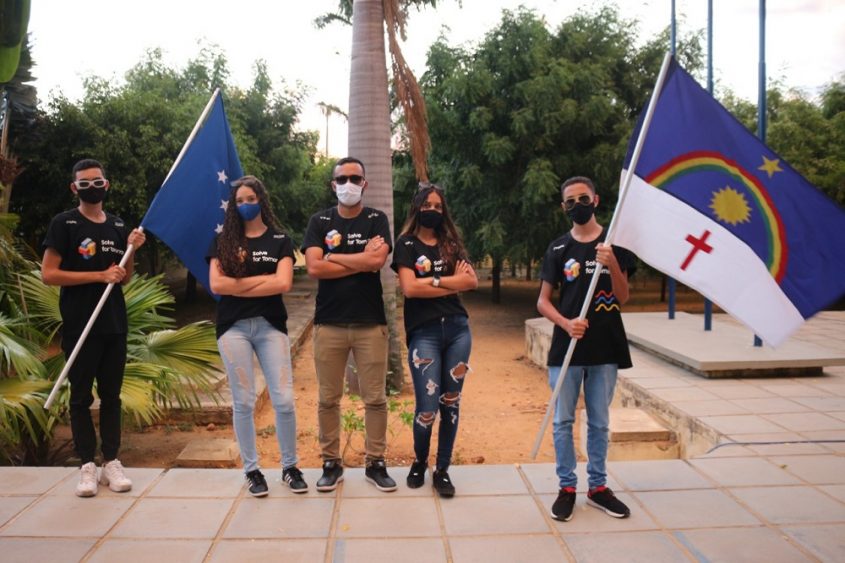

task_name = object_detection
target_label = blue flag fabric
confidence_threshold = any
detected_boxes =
[141,94,243,296]
[614,58,845,345]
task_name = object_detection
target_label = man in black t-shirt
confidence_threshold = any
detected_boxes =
[301,156,397,492]
[42,159,145,498]
[537,176,636,522]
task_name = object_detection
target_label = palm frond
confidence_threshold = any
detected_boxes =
[0,312,46,376]
[118,375,162,426]
[16,269,62,341]
[0,378,51,458]
[128,321,221,377]
[123,274,176,334]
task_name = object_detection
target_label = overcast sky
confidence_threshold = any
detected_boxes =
[26,0,845,157]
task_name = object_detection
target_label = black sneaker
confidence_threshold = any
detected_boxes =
[316,460,344,492]
[551,486,576,521]
[587,485,630,518]
[365,459,397,492]
[282,466,309,494]
[432,469,455,498]
[245,469,269,497]
[407,460,427,489]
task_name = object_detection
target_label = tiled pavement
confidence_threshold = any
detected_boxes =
[2,455,844,562]
[1,312,844,561]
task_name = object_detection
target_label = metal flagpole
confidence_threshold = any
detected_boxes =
[753,0,766,347]
[666,0,677,321]
[530,53,674,458]
[704,0,714,331]
[44,88,222,410]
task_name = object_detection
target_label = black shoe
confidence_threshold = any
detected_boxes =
[245,469,269,497]
[587,486,630,518]
[432,469,456,498]
[407,460,427,489]
[365,459,397,492]
[551,487,576,521]
[316,460,344,492]
[282,466,309,494]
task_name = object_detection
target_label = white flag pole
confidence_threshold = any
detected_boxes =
[44,89,222,410]
[530,52,674,459]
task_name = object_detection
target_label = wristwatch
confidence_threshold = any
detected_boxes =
[323,252,332,261]
[432,274,441,288]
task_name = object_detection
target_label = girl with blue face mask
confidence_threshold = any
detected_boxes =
[206,176,308,497]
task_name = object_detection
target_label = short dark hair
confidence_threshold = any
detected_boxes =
[72,159,105,180]
[333,156,366,178]
[560,176,596,197]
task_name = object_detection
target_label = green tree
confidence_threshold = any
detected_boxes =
[422,6,702,301]
[10,46,323,281]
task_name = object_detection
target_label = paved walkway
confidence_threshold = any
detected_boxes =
[2,313,844,562]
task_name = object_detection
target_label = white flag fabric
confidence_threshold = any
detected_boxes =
[613,173,803,346]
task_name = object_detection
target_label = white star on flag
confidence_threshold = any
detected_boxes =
[215,224,224,234]
[220,199,228,211]
[217,170,228,183]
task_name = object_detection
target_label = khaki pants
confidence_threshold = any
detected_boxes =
[314,324,388,463]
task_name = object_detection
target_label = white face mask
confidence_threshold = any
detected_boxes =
[336,182,363,207]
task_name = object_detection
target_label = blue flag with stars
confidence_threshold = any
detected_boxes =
[613,57,845,346]
[141,94,243,297]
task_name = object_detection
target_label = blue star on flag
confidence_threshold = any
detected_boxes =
[141,94,243,296]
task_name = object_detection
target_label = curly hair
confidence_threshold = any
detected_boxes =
[399,184,468,272]
[216,176,282,278]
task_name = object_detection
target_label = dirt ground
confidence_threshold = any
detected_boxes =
[61,275,707,470]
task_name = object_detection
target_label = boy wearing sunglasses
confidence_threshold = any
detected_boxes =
[42,159,145,497]
[536,176,636,522]
[302,156,396,492]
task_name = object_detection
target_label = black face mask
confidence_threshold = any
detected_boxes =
[566,203,594,225]
[76,187,107,204]
[419,209,443,229]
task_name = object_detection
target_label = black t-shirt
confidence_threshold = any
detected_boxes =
[540,229,637,368]
[301,206,392,325]
[391,234,468,335]
[206,227,295,339]
[42,208,129,338]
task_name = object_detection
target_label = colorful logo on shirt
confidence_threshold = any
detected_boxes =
[77,238,96,260]
[564,258,580,281]
[325,229,342,250]
[594,290,620,312]
[415,255,432,274]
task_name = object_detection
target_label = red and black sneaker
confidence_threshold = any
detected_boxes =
[587,485,630,518]
[551,486,576,521]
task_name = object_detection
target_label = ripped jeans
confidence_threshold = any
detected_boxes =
[407,315,472,471]
[217,317,298,473]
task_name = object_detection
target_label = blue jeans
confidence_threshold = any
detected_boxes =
[217,317,298,472]
[408,315,472,470]
[548,364,617,489]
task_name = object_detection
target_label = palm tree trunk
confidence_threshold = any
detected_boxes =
[349,0,405,392]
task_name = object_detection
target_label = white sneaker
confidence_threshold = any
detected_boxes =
[100,459,132,492]
[76,462,99,497]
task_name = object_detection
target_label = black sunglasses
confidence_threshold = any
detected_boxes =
[562,194,593,211]
[74,179,108,190]
[418,182,444,192]
[334,175,365,185]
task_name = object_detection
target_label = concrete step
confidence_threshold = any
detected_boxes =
[580,408,679,461]
[175,438,239,468]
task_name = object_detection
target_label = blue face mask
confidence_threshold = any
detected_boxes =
[237,202,261,221]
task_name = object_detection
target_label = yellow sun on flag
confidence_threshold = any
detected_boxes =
[710,186,752,225]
